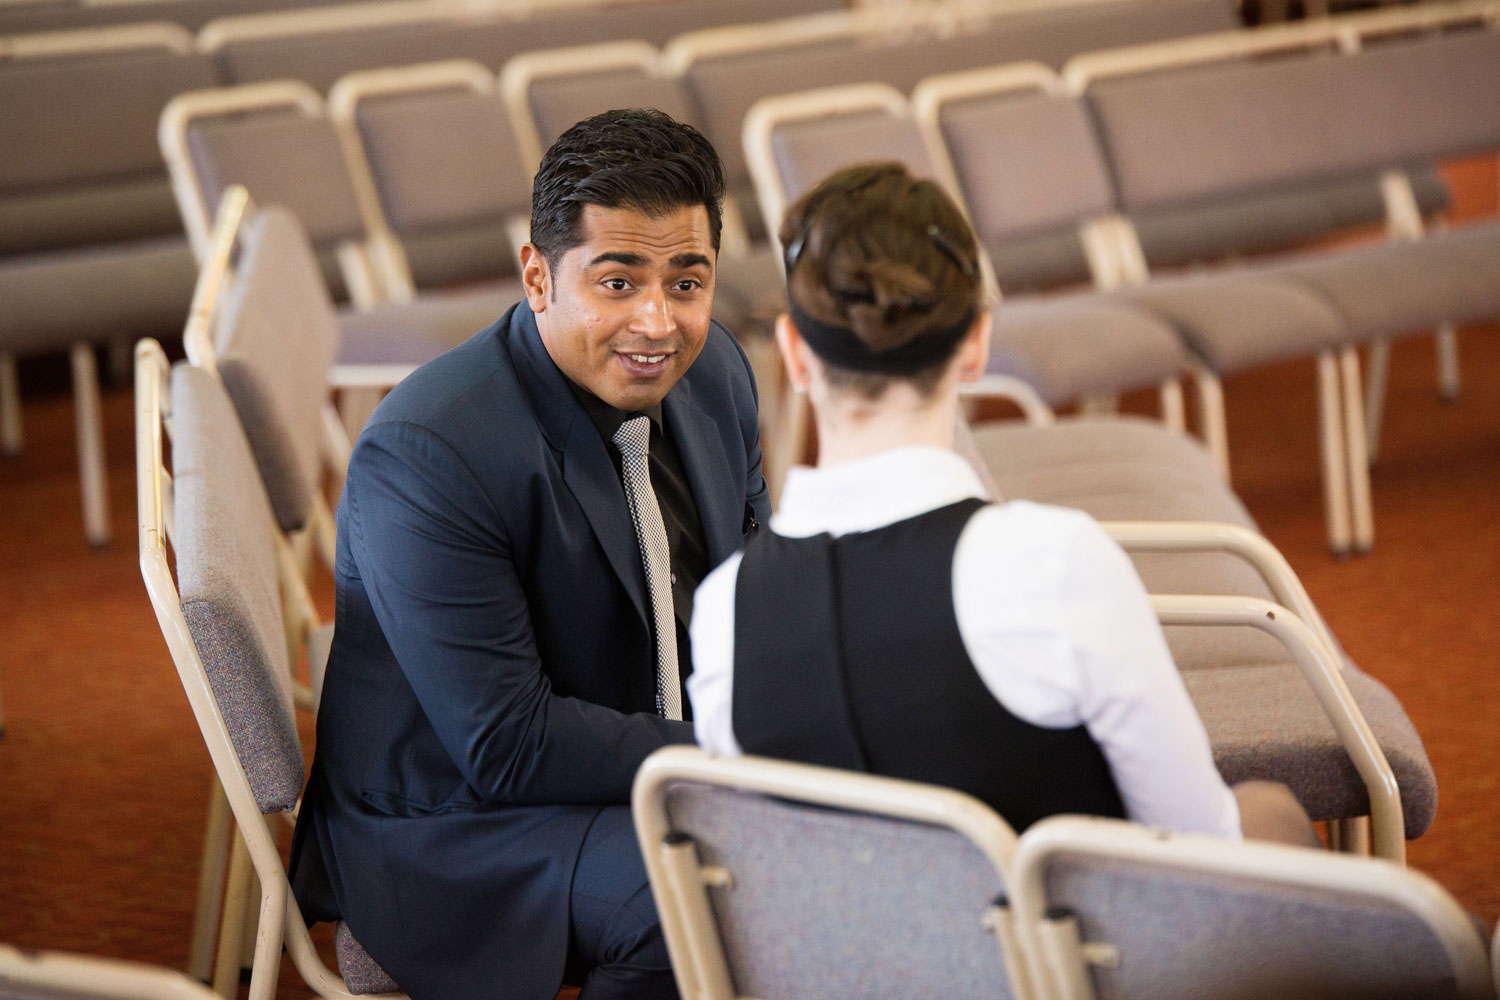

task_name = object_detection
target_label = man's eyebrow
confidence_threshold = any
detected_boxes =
[671,252,713,271]
[585,251,649,269]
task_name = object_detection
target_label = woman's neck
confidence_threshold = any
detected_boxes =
[813,387,958,467]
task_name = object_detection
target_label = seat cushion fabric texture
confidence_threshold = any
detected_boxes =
[215,208,340,533]
[1112,272,1349,374]
[663,781,1019,999]
[1042,850,1465,999]
[988,297,1187,404]
[1184,663,1436,837]
[170,364,303,814]
[335,920,400,994]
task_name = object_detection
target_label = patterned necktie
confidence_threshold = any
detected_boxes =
[612,415,682,720]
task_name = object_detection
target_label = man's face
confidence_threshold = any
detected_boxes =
[523,202,716,412]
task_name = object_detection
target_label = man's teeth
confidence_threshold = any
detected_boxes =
[627,354,666,364]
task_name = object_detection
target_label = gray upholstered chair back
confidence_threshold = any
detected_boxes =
[213,205,339,534]
[662,780,1022,999]
[1015,815,1493,1000]
[528,71,703,156]
[185,111,367,249]
[169,363,303,815]
[352,86,527,286]
[214,20,480,92]
[1088,27,1500,214]
[771,111,938,208]
[0,46,216,255]
[940,90,1115,246]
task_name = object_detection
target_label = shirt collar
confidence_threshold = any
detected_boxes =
[565,379,664,446]
[772,446,988,538]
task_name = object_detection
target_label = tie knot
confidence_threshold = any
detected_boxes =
[612,414,651,459]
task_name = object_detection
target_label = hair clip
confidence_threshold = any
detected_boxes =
[927,224,976,277]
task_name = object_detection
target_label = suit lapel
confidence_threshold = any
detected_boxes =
[509,307,648,625]
[664,378,739,567]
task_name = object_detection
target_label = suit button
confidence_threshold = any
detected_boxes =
[670,573,677,585]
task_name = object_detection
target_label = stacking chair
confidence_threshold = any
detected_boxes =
[159,83,505,431]
[632,745,1036,1000]
[1011,815,1493,1000]
[0,22,212,545]
[1066,3,1500,553]
[0,944,223,1000]
[136,337,403,998]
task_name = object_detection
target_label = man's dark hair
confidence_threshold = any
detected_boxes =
[529,108,725,264]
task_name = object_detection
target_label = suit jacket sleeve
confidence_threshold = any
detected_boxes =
[342,417,692,807]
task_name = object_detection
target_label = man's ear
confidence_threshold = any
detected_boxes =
[520,243,550,313]
[774,312,812,392]
[956,310,992,384]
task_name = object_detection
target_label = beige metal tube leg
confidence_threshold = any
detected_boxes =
[1363,338,1389,464]
[1193,367,1231,482]
[337,387,384,444]
[1159,378,1186,434]
[0,353,21,456]
[1340,348,1374,553]
[1330,816,1372,856]
[1435,323,1460,402]
[189,781,233,982]
[70,343,110,547]
[212,832,254,999]
[1316,352,1351,556]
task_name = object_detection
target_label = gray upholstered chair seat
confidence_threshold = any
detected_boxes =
[1183,662,1437,837]
[988,296,1188,404]
[335,283,520,368]
[0,235,197,351]
[334,921,399,995]
[1268,221,1500,341]
[1112,271,1350,375]
[971,416,1252,525]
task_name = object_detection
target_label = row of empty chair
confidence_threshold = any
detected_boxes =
[2,0,1205,544]
[741,0,1500,552]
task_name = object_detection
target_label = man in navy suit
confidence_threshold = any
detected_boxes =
[289,109,771,1000]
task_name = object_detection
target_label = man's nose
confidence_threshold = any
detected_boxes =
[631,286,676,339]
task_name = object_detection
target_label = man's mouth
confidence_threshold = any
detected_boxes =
[617,351,673,377]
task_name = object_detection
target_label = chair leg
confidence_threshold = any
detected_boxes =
[0,353,21,456]
[70,344,110,548]
[1363,338,1390,464]
[189,780,233,982]
[337,387,383,444]
[212,831,254,999]
[238,865,262,973]
[1340,348,1374,554]
[1329,815,1372,856]
[1434,322,1460,402]
[1158,378,1186,434]
[1192,365,1231,482]
[1316,351,1352,556]
[1078,393,1119,417]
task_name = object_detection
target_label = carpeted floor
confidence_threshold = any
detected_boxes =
[1,163,1496,994]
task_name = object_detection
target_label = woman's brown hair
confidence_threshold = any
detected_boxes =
[779,162,983,398]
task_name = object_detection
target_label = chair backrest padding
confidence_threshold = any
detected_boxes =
[170,364,303,814]
[528,71,703,156]
[940,90,1115,243]
[354,89,532,235]
[185,112,367,247]
[1090,28,1500,213]
[0,48,217,192]
[663,781,1019,999]
[214,206,339,533]
[770,112,937,207]
[1024,822,1487,999]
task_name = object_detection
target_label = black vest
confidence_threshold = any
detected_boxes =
[732,498,1126,832]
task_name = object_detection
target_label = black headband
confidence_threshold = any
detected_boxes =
[790,301,975,376]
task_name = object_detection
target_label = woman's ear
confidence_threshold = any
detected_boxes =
[775,312,812,393]
[956,310,992,383]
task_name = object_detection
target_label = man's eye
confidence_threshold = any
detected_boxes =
[603,278,630,292]
[673,279,702,293]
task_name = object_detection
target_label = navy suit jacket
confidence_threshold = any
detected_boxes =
[290,302,770,999]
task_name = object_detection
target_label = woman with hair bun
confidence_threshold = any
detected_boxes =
[687,162,1315,844]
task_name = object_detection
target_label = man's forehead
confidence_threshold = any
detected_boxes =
[572,203,714,263]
